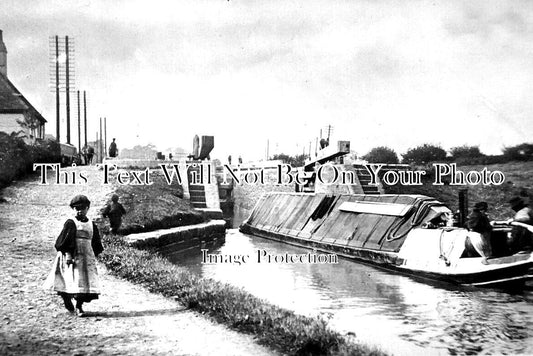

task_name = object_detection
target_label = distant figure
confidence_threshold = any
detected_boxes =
[238,156,243,165]
[102,194,126,234]
[82,145,88,165]
[465,202,493,258]
[228,155,232,165]
[168,153,173,161]
[108,138,118,158]
[507,197,533,253]
[86,146,95,165]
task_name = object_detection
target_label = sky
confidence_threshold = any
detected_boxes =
[1,0,532,161]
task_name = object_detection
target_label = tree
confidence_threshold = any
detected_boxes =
[503,143,533,161]
[402,144,447,164]
[450,145,483,160]
[272,153,307,167]
[362,146,399,164]
[16,112,41,141]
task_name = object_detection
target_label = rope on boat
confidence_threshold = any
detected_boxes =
[439,229,451,266]
[385,198,445,242]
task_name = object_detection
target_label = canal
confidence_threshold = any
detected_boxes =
[168,228,533,356]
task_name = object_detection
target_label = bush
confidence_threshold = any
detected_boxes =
[450,145,483,159]
[362,146,399,164]
[271,153,307,167]
[454,154,507,166]
[0,133,61,188]
[402,144,447,164]
[503,143,533,161]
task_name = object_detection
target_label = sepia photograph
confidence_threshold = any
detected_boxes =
[1,1,532,355]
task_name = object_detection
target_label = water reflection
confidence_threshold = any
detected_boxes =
[169,230,533,356]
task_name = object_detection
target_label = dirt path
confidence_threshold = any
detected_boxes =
[0,166,277,355]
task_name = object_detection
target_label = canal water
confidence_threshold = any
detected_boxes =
[170,229,533,356]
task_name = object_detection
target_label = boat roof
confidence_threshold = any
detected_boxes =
[248,192,448,253]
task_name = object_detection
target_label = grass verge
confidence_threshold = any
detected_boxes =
[99,234,386,356]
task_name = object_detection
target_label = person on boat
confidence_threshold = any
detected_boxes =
[467,202,492,234]
[43,195,103,316]
[507,196,533,253]
[464,202,493,258]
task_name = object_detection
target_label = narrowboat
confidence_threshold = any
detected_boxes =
[240,192,533,288]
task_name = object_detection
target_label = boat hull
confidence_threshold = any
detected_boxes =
[241,223,533,289]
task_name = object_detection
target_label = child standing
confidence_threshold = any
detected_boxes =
[102,194,126,234]
[44,195,103,316]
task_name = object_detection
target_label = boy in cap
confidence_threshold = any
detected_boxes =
[102,194,126,234]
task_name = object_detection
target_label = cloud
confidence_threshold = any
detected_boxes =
[444,2,532,38]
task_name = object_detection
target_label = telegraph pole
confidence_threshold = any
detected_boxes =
[99,117,103,162]
[65,36,70,144]
[77,90,81,152]
[104,117,107,159]
[83,91,87,147]
[54,36,60,141]
[49,35,75,144]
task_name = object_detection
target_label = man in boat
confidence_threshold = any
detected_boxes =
[507,196,533,253]
[465,202,492,258]
[467,202,492,234]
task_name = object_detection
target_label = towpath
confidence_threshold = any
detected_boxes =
[0,166,277,355]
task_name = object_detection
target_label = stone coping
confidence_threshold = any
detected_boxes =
[124,219,226,246]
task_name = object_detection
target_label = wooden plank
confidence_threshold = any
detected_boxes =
[297,194,328,239]
[284,194,316,235]
[339,201,413,216]
[312,195,350,244]
[277,194,306,234]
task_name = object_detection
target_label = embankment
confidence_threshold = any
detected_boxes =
[100,168,387,356]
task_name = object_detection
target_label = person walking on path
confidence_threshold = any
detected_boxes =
[43,195,104,316]
[102,194,126,234]
[82,145,88,165]
[108,138,118,158]
[87,145,95,165]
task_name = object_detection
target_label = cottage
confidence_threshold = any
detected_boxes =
[0,30,46,142]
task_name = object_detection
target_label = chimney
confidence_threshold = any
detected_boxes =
[0,30,7,76]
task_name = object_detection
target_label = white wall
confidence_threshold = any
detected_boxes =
[0,113,25,135]
[0,113,45,142]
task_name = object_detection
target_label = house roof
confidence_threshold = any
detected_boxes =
[0,72,46,123]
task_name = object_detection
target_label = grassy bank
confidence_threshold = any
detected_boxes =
[384,161,532,220]
[99,234,385,356]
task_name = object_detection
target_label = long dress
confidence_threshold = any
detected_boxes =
[43,217,103,302]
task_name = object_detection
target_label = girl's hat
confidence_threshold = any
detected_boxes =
[474,202,488,210]
[70,195,91,208]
